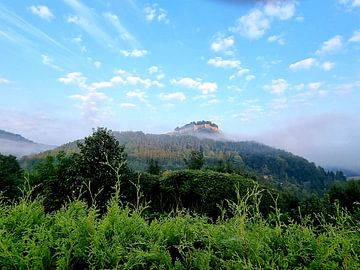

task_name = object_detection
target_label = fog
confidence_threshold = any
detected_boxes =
[252,113,360,174]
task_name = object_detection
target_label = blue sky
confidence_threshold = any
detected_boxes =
[0,0,359,170]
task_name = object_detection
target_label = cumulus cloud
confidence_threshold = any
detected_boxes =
[320,61,335,71]
[126,90,147,102]
[267,34,285,45]
[231,10,270,39]
[69,90,113,123]
[29,5,54,21]
[316,35,343,55]
[171,77,218,95]
[211,36,235,53]
[349,30,360,42]
[263,79,289,95]
[120,49,148,57]
[144,4,169,23]
[59,72,88,88]
[159,92,186,102]
[148,66,159,74]
[207,57,241,68]
[289,58,316,71]
[263,0,296,20]
[231,1,296,39]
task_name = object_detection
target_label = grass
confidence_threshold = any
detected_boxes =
[0,185,359,269]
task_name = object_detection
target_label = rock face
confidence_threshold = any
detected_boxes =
[171,121,221,139]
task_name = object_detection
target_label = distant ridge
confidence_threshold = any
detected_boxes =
[0,129,56,158]
[0,129,34,143]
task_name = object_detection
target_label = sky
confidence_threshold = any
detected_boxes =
[0,0,359,171]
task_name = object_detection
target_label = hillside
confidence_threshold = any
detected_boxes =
[21,127,345,193]
[0,130,55,157]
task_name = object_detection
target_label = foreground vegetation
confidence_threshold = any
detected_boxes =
[1,128,360,269]
[1,184,359,269]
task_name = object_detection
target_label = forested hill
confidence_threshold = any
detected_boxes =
[0,130,55,157]
[21,130,345,193]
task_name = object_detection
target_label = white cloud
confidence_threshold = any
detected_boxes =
[29,5,54,21]
[148,66,159,74]
[120,49,148,57]
[320,61,335,71]
[231,10,270,39]
[308,82,322,90]
[0,78,10,84]
[159,92,186,102]
[338,0,360,8]
[316,35,343,55]
[64,1,138,49]
[246,75,255,81]
[59,72,129,91]
[126,90,147,102]
[349,30,360,42]
[264,79,289,95]
[229,67,250,80]
[120,103,136,109]
[41,54,62,71]
[264,1,296,20]
[103,12,138,46]
[231,1,295,40]
[267,35,285,45]
[144,5,169,23]
[59,72,88,88]
[208,57,240,68]
[126,75,163,88]
[171,77,217,95]
[289,58,316,71]
[94,61,101,68]
[69,90,113,123]
[211,36,235,53]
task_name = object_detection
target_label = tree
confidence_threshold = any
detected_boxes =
[147,159,161,175]
[30,151,82,212]
[77,127,128,209]
[0,154,22,200]
[184,150,204,170]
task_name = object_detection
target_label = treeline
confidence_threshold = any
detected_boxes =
[1,128,359,223]
[21,130,347,194]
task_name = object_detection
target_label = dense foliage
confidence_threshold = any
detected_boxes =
[21,131,347,193]
[1,128,360,269]
[0,185,359,269]
[0,154,22,199]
